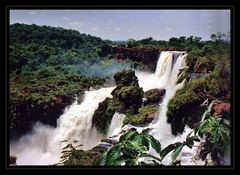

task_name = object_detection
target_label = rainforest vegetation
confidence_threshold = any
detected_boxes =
[9,24,230,166]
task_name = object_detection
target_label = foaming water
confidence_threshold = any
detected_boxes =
[107,112,125,137]
[10,87,114,165]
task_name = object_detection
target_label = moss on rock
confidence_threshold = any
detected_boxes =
[112,85,144,114]
[92,98,115,134]
[123,104,159,126]
[144,88,165,104]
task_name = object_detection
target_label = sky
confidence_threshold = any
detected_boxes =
[10,10,230,41]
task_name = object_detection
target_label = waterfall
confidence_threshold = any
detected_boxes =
[137,51,196,165]
[10,87,114,165]
[107,112,125,137]
[149,52,187,145]
[10,50,203,166]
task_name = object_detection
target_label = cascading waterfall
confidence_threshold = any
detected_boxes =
[10,50,206,166]
[138,51,197,165]
[10,87,114,165]
[107,112,125,138]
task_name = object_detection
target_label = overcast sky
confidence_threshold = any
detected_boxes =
[10,10,230,41]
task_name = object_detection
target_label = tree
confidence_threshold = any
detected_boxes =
[216,32,226,42]
[210,34,217,42]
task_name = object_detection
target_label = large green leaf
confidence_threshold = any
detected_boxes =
[160,142,182,160]
[185,135,200,148]
[172,143,184,161]
[145,134,161,154]
[106,144,123,165]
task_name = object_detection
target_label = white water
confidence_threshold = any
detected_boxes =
[10,87,114,165]
[10,51,205,166]
[107,112,125,137]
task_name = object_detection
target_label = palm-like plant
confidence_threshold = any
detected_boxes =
[195,113,230,162]
[57,140,83,165]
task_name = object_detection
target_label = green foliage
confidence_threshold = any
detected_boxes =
[167,38,230,135]
[10,23,110,73]
[57,140,97,166]
[95,130,200,165]
[160,132,200,161]
[195,114,230,153]
[94,131,162,165]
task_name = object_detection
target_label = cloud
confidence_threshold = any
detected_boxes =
[205,25,212,29]
[115,27,122,31]
[91,26,98,31]
[107,23,112,26]
[27,11,37,15]
[165,28,173,32]
[128,29,133,33]
[61,17,71,21]
[108,19,114,23]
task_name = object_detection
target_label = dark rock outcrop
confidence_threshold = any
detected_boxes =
[10,95,73,139]
[211,101,230,119]
[111,70,144,114]
[144,88,166,104]
[167,101,207,135]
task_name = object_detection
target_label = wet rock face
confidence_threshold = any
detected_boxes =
[211,101,230,119]
[144,88,166,104]
[10,95,73,139]
[167,101,206,135]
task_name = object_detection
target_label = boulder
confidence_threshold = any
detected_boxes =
[144,88,166,104]
[211,101,230,119]
[112,85,143,114]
